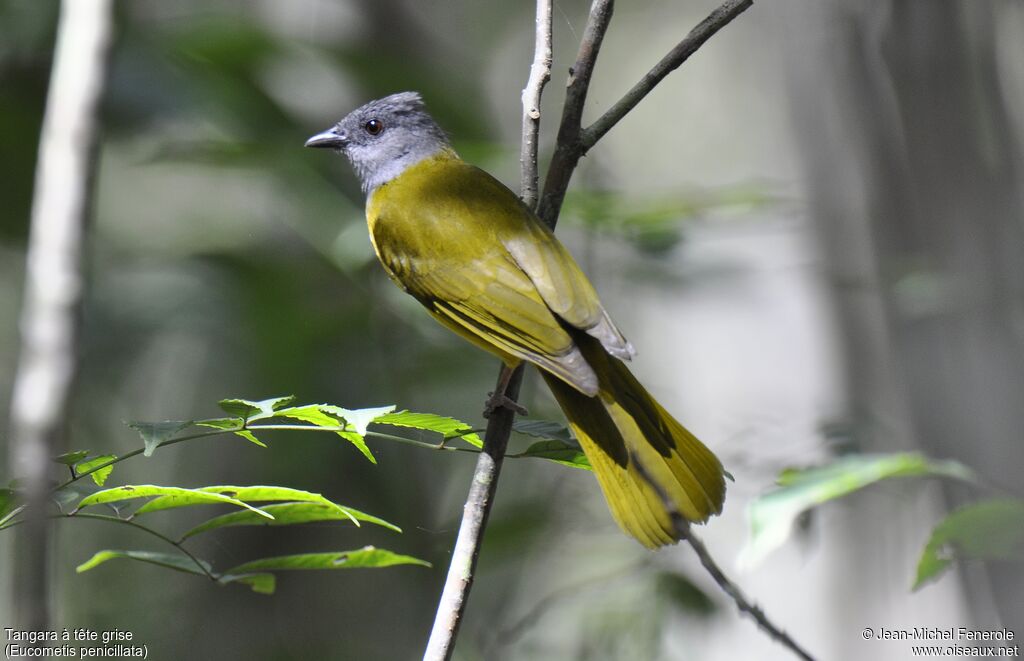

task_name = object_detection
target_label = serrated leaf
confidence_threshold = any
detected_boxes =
[739,453,976,569]
[195,418,265,447]
[219,572,276,594]
[76,455,116,486]
[272,405,375,462]
[225,547,430,575]
[218,396,295,421]
[914,499,1024,590]
[195,417,240,430]
[271,404,344,428]
[76,485,274,519]
[54,450,90,466]
[76,549,212,575]
[322,405,396,436]
[513,419,575,444]
[181,501,400,540]
[315,405,389,463]
[373,410,482,448]
[136,486,355,524]
[338,431,376,463]
[127,420,193,457]
[233,428,266,448]
[520,440,591,470]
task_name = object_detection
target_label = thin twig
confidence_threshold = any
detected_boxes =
[537,0,615,227]
[631,456,816,661]
[582,0,754,149]
[6,0,114,630]
[52,428,232,493]
[45,421,538,498]
[63,512,219,581]
[423,366,526,661]
[520,0,553,209]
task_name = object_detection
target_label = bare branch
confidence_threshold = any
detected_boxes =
[632,456,817,661]
[582,0,754,149]
[520,0,554,210]
[537,0,614,227]
[7,0,114,630]
[423,365,525,661]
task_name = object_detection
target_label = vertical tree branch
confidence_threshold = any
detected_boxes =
[423,3,552,660]
[7,0,113,630]
[537,0,615,228]
[520,0,554,210]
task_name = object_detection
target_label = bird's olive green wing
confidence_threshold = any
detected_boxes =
[410,252,599,396]
[366,153,631,394]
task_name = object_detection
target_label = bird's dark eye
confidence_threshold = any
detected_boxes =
[364,119,384,135]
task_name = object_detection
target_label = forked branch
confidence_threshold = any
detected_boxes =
[423,1,756,659]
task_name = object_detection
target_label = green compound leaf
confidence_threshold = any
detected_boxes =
[219,572,276,595]
[76,455,117,486]
[914,499,1024,590]
[225,547,431,575]
[126,420,193,457]
[181,501,400,540]
[513,419,575,444]
[76,549,212,576]
[271,404,344,428]
[76,485,273,520]
[218,396,295,421]
[318,405,396,463]
[195,417,266,448]
[135,486,355,525]
[519,440,591,470]
[322,405,396,436]
[740,453,975,569]
[373,410,482,448]
[272,404,377,463]
[54,450,90,466]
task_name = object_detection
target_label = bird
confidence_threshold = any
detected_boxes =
[306,91,726,548]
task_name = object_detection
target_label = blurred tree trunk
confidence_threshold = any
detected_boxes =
[785,0,1023,633]
[7,0,112,629]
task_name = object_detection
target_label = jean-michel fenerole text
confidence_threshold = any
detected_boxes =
[876,627,1015,642]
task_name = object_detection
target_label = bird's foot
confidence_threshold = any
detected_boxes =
[483,392,529,419]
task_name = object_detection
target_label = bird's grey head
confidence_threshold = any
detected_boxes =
[305,92,450,193]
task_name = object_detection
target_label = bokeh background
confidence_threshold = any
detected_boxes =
[2,1,1022,659]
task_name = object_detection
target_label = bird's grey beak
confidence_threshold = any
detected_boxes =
[305,128,347,149]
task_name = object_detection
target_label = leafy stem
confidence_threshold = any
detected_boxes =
[2,512,217,581]
[52,421,491,495]
[64,512,219,580]
[52,428,231,493]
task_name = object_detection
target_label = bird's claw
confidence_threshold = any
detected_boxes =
[483,391,529,419]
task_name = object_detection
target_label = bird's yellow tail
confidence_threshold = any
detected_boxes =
[541,336,726,548]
